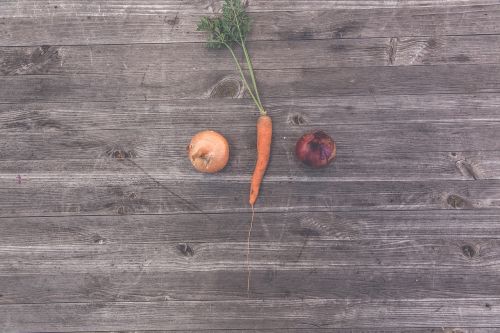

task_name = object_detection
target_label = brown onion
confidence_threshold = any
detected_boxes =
[295,130,336,168]
[187,130,229,173]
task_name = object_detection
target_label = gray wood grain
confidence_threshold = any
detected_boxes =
[1,120,499,159]
[0,39,390,74]
[4,238,497,273]
[2,35,500,76]
[2,65,500,103]
[2,266,500,303]
[1,211,500,304]
[4,94,500,130]
[2,5,500,46]
[2,0,500,331]
[1,150,498,183]
[2,210,499,246]
[1,0,495,16]
[2,299,500,331]
[0,178,499,216]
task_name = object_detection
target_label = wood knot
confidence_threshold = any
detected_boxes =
[288,113,307,126]
[91,234,106,245]
[486,303,492,310]
[447,194,470,209]
[105,147,137,160]
[165,13,180,27]
[176,243,194,256]
[209,77,243,98]
[461,244,476,258]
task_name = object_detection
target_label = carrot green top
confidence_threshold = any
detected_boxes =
[197,0,266,116]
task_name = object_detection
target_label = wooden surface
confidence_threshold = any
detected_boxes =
[2,0,500,331]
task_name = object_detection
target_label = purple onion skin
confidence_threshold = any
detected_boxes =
[295,131,336,168]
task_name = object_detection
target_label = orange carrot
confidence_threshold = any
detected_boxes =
[247,114,272,296]
[198,1,273,297]
[249,115,272,206]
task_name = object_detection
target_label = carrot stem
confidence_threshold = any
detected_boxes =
[221,0,265,114]
[241,43,264,114]
[224,43,265,114]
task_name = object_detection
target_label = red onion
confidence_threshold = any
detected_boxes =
[295,131,336,168]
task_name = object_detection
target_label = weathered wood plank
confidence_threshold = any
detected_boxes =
[1,121,499,161]
[3,210,500,246]
[2,65,500,103]
[2,34,500,76]
[1,0,494,17]
[4,95,500,131]
[1,149,498,183]
[2,265,500,303]
[0,235,500,272]
[2,5,500,46]
[1,238,496,273]
[2,299,500,331]
[0,178,498,216]
[0,39,390,75]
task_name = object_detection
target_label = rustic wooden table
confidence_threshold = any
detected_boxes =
[2,0,500,331]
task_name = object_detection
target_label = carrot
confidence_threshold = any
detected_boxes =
[246,115,272,297]
[249,115,272,206]
[198,0,273,297]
